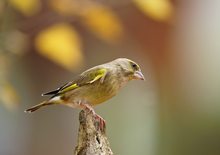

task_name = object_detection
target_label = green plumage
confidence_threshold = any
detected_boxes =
[25,58,145,113]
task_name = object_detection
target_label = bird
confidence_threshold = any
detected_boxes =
[25,58,145,129]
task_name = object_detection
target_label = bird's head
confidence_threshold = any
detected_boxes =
[114,58,145,81]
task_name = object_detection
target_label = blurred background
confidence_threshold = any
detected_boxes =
[0,0,220,155]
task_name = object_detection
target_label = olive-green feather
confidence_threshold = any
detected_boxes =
[42,68,107,97]
[59,83,79,94]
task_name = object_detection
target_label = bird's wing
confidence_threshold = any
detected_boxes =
[42,67,108,97]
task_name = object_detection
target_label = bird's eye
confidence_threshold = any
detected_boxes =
[132,63,137,69]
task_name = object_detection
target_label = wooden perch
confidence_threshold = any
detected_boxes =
[74,110,113,155]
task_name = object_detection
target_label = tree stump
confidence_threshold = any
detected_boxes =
[74,110,113,155]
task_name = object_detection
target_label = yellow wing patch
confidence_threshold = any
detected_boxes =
[88,68,107,84]
[60,83,78,94]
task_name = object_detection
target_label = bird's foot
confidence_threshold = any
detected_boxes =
[81,104,106,132]
[94,113,106,132]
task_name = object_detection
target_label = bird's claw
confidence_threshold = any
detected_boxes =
[81,104,106,132]
[94,113,106,132]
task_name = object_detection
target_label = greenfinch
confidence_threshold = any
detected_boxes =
[25,58,144,128]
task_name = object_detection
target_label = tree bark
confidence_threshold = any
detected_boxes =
[74,110,113,155]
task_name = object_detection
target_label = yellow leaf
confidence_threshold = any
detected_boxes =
[9,0,41,16]
[35,23,83,71]
[133,0,173,22]
[81,5,123,43]
[0,82,19,111]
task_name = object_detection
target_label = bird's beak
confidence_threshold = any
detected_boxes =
[133,71,145,80]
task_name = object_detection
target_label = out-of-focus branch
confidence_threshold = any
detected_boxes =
[74,110,113,155]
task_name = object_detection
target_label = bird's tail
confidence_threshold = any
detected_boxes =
[24,100,54,113]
